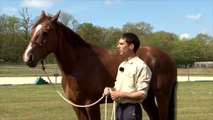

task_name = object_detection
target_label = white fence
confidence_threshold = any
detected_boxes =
[0,76,212,86]
[194,61,213,68]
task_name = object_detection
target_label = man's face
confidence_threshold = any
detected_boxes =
[117,38,133,57]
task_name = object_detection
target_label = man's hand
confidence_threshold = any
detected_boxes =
[110,90,121,100]
[103,87,111,96]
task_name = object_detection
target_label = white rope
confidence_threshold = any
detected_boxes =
[111,101,116,120]
[43,69,105,108]
[41,65,113,120]
[105,96,108,120]
[56,90,105,107]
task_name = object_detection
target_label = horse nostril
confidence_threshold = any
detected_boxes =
[28,54,34,62]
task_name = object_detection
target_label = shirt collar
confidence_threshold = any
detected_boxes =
[124,56,138,64]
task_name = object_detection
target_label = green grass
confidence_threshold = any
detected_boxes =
[0,64,213,77]
[0,64,61,77]
[177,82,213,120]
[0,82,213,120]
[178,68,213,76]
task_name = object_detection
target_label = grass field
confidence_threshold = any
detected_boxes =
[0,64,213,77]
[0,64,60,77]
[0,82,213,120]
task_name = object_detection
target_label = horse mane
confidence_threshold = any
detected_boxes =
[56,22,90,48]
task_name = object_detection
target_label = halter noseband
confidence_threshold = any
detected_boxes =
[30,40,47,47]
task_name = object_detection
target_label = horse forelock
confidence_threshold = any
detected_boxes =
[32,16,52,29]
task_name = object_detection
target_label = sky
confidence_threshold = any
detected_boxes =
[0,0,212,38]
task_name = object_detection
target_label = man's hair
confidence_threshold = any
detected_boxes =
[120,32,140,53]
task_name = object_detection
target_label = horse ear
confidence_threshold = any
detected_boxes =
[51,10,61,22]
[41,11,46,18]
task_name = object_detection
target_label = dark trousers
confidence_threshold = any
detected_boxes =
[116,103,142,120]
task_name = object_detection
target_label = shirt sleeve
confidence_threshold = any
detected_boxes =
[136,65,152,97]
[114,62,123,90]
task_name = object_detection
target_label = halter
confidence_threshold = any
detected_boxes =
[40,61,116,120]
[30,40,47,47]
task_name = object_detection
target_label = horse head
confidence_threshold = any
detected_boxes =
[23,11,61,67]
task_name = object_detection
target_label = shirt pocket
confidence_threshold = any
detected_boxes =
[126,71,137,89]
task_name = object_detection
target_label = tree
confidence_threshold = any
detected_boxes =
[171,34,212,65]
[0,15,8,61]
[102,27,122,49]
[0,14,8,34]
[6,15,20,33]
[19,8,32,41]
[170,40,193,64]
[193,34,213,60]
[76,23,104,46]
[59,11,79,31]
[122,22,153,35]
[206,39,213,60]
[0,14,25,63]
[142,31,178,53]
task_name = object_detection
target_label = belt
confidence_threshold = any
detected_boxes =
[117,102,140,107]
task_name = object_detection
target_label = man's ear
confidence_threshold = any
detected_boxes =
[129,43,134,50]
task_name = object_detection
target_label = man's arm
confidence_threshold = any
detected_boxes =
[110,90,146,101]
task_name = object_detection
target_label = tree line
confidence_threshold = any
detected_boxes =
[0,8,212,65]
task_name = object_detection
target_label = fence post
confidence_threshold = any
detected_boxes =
[53,73,59,83]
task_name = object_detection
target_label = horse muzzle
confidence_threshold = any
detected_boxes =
[23,54,38,67]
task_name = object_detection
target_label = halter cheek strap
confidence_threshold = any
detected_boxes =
[41,61,45,71]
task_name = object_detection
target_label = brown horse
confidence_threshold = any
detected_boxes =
[23,11,177,120]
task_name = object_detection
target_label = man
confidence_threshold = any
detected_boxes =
[103,32,152,120]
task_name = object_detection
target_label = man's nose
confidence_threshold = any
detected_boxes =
[117,44,120,48]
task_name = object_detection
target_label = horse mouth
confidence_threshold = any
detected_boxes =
[26,61,38,68]
[25,59,38,68]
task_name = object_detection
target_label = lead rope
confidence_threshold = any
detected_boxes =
[41,62,113,120]
[111,100,116,120]
[105,96,108,120]
[105,96,116,120]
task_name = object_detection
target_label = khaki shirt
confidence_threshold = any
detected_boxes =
[114,56,152,103]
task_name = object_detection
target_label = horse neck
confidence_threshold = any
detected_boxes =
[53,26,107,75]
